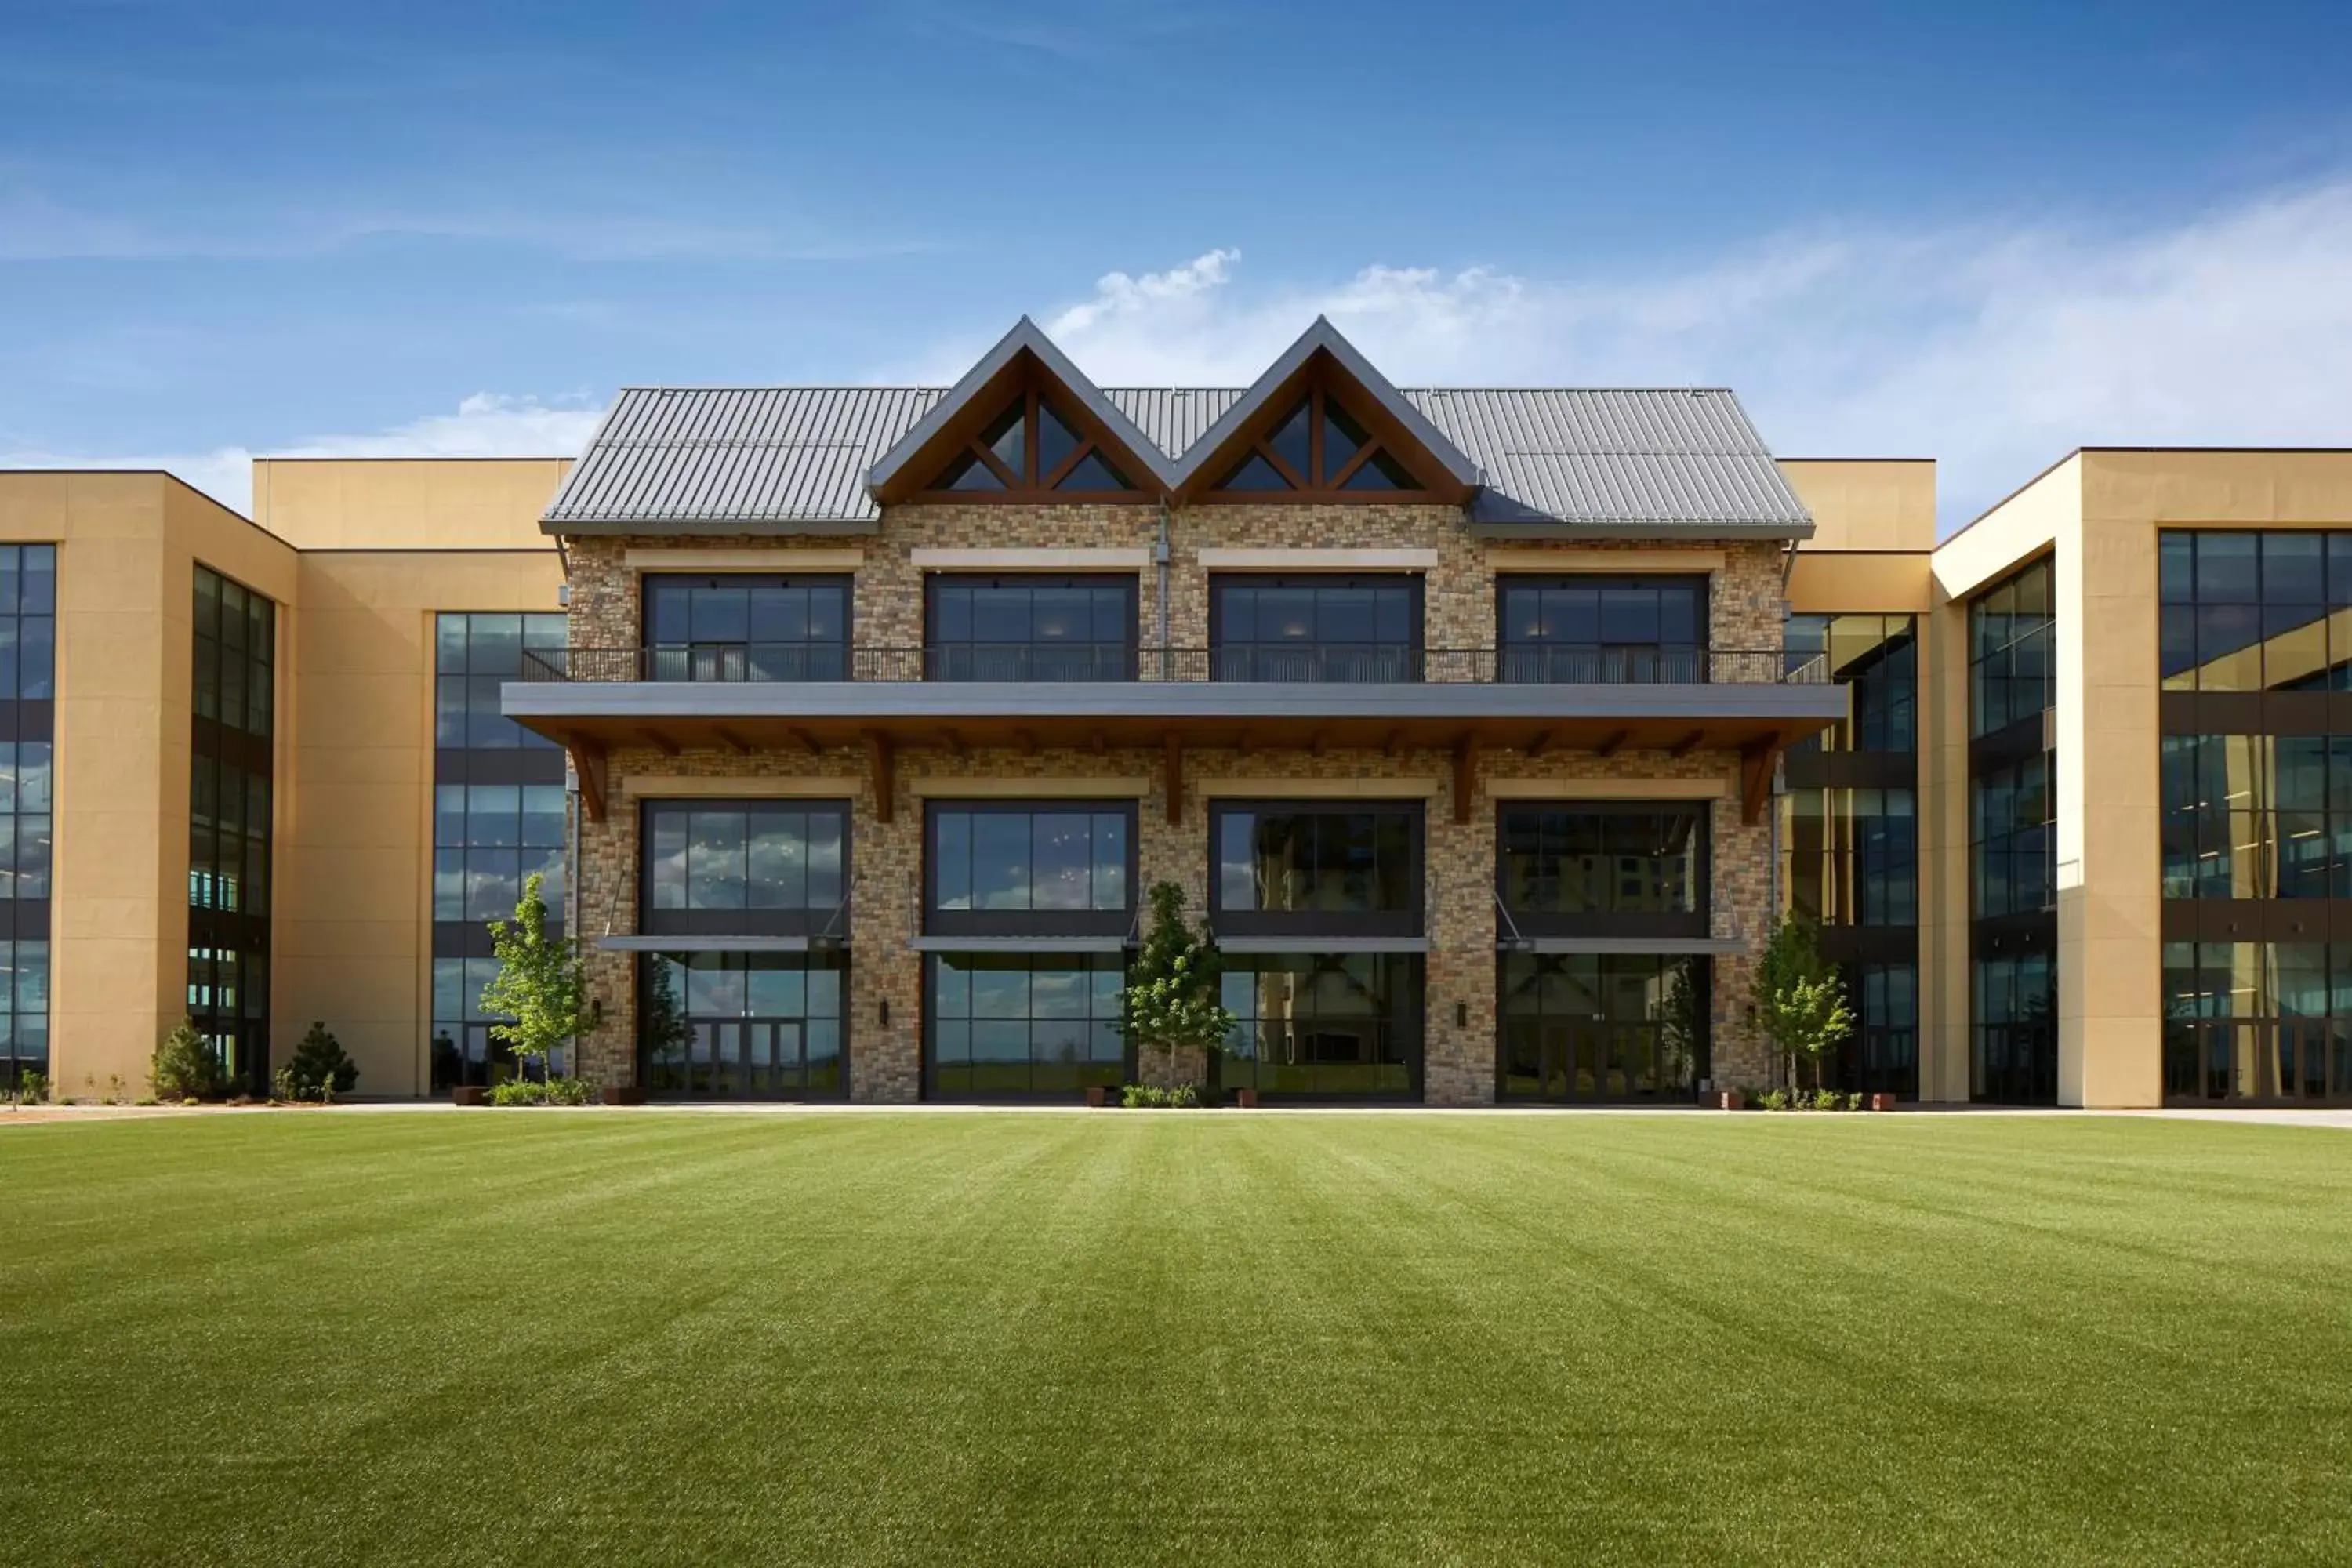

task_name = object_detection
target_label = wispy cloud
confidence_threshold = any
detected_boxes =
[1024,182,2352,524]
[0,393,607,517]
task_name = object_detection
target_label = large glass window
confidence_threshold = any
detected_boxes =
[1498,576,1708,684]
[1208,386,1418,493]
[927,953,1125,1097]
[1218,952,1422,1098]
[2159,530,2352,691]
[1974,951,2056,1105]
[927,804,1131,937]
[1785,615,1915,750]
[432,613,570,1093]
[641,951,846,1098]
[1499,953,1704,1102]
[2160,733,2352,899]
[1210,575,1421,683]
[925,575,1136,681]
[0,545,54,1090]
[644,575,849,682]
[643,802,848,935]
[187,566,274,1095]
[920,385,1139,494]
[1973,755,2054,921]
[2162,942,2351,1104]
[1969,557,2055,737]
[1212,802,1421,938]
[1781,789,1917,927]
[1497,804,1707,938]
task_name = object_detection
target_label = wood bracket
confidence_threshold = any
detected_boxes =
[1669,729,1705,759]
[864,731,895,823]
[1163,735,1185,826]
[784,726,818,755]
[635,727,679,758]
[565,735,608,824]
[1595,728,1631,759]
[1527,728,1558,757]
[713,727,751,756]
[1452,737,1475,825]
[1381,728,1405,757]
[1738,737,1781,826]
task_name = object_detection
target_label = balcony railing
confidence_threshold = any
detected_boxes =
[520,645,1828,686]
[524,644,1825,686]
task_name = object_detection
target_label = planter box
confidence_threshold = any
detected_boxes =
[1867,1091,1900,1112]
[1084,1085,1107,1109]
[1236,1088,1259,1109]
[1707,1089,1745,1111]
[452,1086,488,1107]
[601,1085,646,1107]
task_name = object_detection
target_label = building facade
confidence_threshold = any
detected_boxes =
[4,321,2349,1108]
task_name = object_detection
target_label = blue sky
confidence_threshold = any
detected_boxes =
[5,0,2350,525]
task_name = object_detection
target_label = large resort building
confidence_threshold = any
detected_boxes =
[5,318,2350,1108]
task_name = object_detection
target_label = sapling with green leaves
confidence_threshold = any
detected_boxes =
[479,873,595,1087]
[1117,882,1237,1089]
[1752,916,1855,1094]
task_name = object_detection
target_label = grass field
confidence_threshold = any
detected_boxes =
[2,1111,2347,1566]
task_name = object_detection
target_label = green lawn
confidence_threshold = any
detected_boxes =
[2,1112,2347,1566]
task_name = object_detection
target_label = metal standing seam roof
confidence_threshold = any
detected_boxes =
[543,381,1812,535]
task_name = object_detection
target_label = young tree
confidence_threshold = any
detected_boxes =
[1658,960,1706,1090]
[151,1018,225,1102]
[1117,882,1237,1087]
[479,873,594,1085]
[1752,917,1855,1092]
[642,956,689,1081]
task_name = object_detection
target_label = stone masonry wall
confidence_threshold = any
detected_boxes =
[561,510,1784,1102]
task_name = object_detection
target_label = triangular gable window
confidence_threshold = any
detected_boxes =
[1208,383,1421,495]
[920,376,1144,495]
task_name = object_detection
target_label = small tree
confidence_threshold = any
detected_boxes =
[285,1021,360,1101]
[643,958,689,1080]
[152,1018,225,1102]
[1659,960,1706,1090]
[1752,917,1854,1092]
[1117,882,1236,1087]
[479,873,594,1084]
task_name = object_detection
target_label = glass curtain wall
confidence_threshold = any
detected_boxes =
[1968,560,2057,1104]
[1211,802,1425,1098]
[639,800,849,1098]
[187,566,275,1094]
[0,546,53,1090]
[430,614,568,1092]
[923,802,1133,1097]
[1781,614,1920,1095]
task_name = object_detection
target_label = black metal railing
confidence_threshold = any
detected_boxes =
[518,645,1828,686]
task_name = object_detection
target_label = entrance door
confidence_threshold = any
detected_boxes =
[1498,953,1704,1104]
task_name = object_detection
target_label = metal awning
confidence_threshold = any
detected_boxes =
[1497,935,1748,956]
[907,935,1130,953]
[1213,935,1431,954]
[594,935,835,953]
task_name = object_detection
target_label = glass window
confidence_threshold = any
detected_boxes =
[920,387,1142,494]
[1779,788,1918,927]
[1969,557,2055,735]
[1500,953,1704,1102]
[642,802,848,933]
[1213,804,1420,936]
[1208,387,1425,493]
[1973,950,2056,1105]
[1498,576,1708,683]
[1785,615,1916,751]
[643,575,849,682]
[1218,952,1422,1098]
[1500,805,1708,934]
[2158,529,2352,691]
[187,566,277,1095]
[2159,733,2352,901]
[925,575,1136,681]
[639,951,844,1099]
[927,952,1125,1097]
[1210,575,1421,683]
[926,803,1132,937]
[1972,755,2055,920]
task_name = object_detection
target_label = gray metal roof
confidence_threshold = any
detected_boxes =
[544,354,1812,536]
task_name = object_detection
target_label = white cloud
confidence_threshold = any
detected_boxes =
[1029,184,2352,526]
[1,393,606,517]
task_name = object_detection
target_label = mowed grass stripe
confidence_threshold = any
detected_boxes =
[1,1113,2346,1566]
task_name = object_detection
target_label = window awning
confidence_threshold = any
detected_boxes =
[907,935,1130,953]
[593,935,839,953]
[1213,935,1431,954]
[1497,935,1748,956]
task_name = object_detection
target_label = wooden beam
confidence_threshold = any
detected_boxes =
[1381,728,1405,756]
[1014,728,1038,755]
[1089,729,1109,754]
[1526,728,1558,757]
[1163,735,1184,826]
[1310,731,1327,757]
[564,735,608,824]
[713,727,751,756]
[939,728,966,756]
[636,727,679,757]
[1595,729,1631,759]
[865,731,895,823]
[783,727,818,754]
[1739,738,1781,826]
[1452,737,1475,825]
[1669,729,1705,759]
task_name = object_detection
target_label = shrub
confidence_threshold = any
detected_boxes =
[151,1019,224,1102]
[284,1022,359,1102]
[486,1076,595,1107]
[1119,1083,1201,1109]
[14,1070,47,1105]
